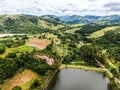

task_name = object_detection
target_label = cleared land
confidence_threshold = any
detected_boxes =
[35,55,54,65]
[0,69,40,90]
[27,39,51,50]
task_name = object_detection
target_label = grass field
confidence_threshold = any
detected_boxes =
[65,28,80,34]
[88,26,120,38]
[0,45,34,58]
[71,24,85,27]
[59,64,104,72]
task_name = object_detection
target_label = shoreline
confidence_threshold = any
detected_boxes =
[40,64,105,90]
[40,64,119,90]
[59,64,104,72]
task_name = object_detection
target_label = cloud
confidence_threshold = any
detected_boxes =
[104,2,120,7]
[0,0,120,16]
[104,2,120,12]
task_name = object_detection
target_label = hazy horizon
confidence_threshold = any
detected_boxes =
[0,13,120,17]
[0,0,120,16]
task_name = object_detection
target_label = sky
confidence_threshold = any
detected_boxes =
[0,0,120,16]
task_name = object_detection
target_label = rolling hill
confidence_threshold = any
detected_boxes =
[0,14,120,90]
[0,14,120,34]
[0,14,64,34]
[41,15,64,23]
[42,15,120,24]
[89,26,120,38]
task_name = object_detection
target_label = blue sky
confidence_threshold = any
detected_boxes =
[0,0,120,16]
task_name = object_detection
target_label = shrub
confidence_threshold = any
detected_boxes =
[12,86,22,90]
[30,79,39,89]
[6,52,17,58]
[0,43,6,54]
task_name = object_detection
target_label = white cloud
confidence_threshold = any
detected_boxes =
[0,0,120,16]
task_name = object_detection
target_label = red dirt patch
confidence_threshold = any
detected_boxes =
[35,55,54,65]
[27,39,51,50]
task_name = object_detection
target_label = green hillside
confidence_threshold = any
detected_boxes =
[41,15,64,23]
[0,14,64,34]
[89,26,120,38]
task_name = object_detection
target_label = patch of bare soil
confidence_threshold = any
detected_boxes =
[27,39,51,50]
[35,55,54,65]
[0,69,38,90]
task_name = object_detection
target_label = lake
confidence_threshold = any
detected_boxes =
[49,68,111,90]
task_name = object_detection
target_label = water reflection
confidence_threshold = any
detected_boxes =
[50,68,111,90]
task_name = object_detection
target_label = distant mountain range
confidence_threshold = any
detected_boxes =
[41,15,120,24]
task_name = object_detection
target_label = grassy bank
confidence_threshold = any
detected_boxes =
[59,64,104,72]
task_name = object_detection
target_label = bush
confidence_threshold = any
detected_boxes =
[30,79,39,89]
[12,86,21,90]
[6,52,17,58]
[0,43,6,54]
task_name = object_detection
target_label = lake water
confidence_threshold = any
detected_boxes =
[49,68,111,90]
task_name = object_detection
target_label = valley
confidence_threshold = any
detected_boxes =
[0,14,119,90]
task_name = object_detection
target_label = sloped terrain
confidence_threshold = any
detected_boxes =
[89,26,120,38]
[42,15,120,24]
[27,39,51,50]
[0,14,64,34]
[0,69,40,90]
